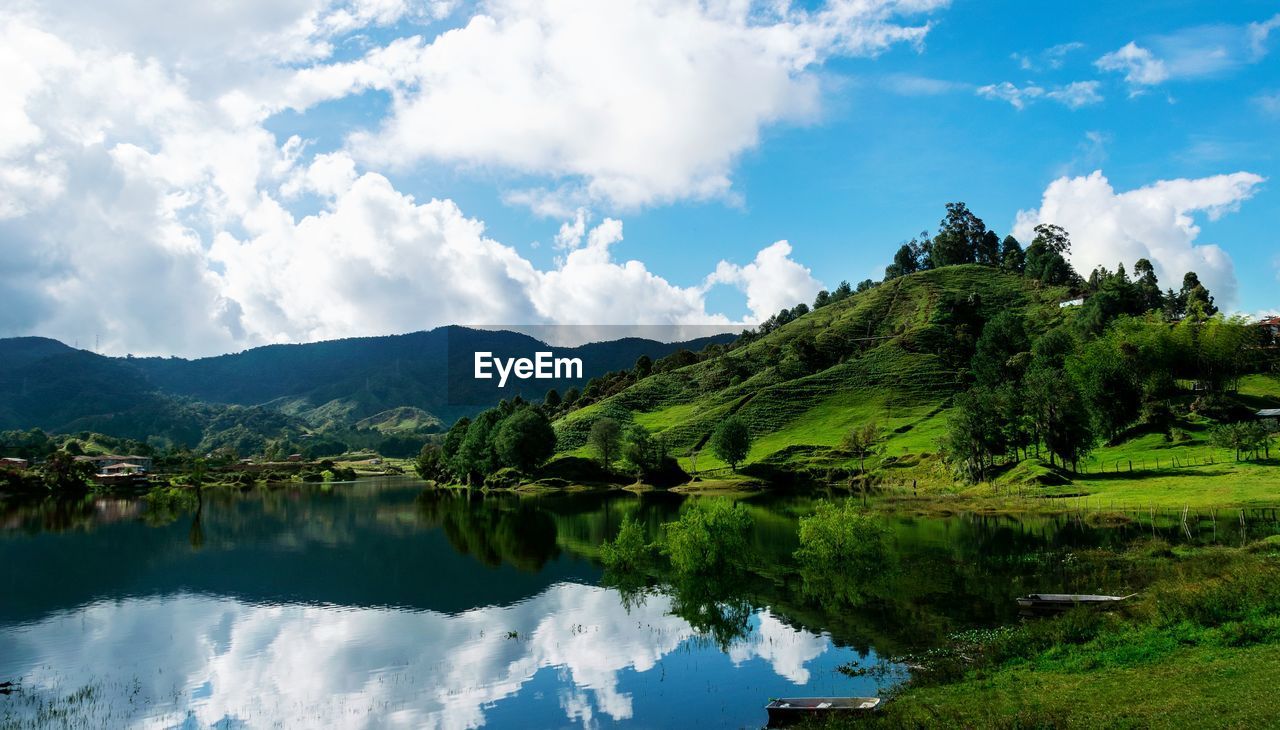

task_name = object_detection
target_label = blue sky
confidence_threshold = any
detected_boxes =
[2,0,1277,355]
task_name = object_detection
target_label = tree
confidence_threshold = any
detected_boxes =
[1023,223,1077,286]
[589,417,623,469]
[456,410,502,482]
[633,355,653,379]
[562,387,580,407]
[710,416,751,471]
[976,229,1001,267]
[842,422,881,475]
[495,407,556,472]
[884,243,920,280]
[415,443,449,482]
[543,389,562,408]
[41,450,94,493]
[1179,271,1218,320]
[813,289,832,308]
[1000,235,1025,272]
[1026,369,1095,470]
[623,423,671,475]
[1133,258,1163,313]
[971,310,1030,389]
[833,280,853,300]
[1210,423,1268,461]
[930,202,986,267]
[944,388,1005,482]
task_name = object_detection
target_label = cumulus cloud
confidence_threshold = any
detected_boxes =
[1,5,844,356]
[333,0,948,210]
[707,241,824,321]
[1013,170,1265,308]
[975,80,1102,109]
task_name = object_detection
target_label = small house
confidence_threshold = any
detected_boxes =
[74,454,153,472]
[1258,408,1280,424]
[287,453,304,462]
[1258,316,1280,346]
[1,457,29,470]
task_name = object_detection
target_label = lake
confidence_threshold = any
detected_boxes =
[2,478,1276,729]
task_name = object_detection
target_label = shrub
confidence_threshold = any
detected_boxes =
[601,517,651,572]
[794,499,889,570]
[661,499,752,575]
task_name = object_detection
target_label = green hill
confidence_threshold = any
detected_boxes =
[0,327,733,453]
[553,266,1071,476]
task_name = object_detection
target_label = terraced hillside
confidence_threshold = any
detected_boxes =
[553,266,1072,477]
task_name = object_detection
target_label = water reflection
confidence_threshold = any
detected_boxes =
[0,587,877,729]
[2,480,1278,728]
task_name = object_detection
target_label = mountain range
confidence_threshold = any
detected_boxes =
[0,327,734,450]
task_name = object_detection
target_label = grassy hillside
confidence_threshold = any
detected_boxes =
[551,266,1280,505]
[554,266,1071,474]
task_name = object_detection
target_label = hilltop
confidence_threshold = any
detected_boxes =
[548,264,1280,504]
[554,265,1068,472]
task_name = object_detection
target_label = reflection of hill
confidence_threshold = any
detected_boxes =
[0,481,599,626]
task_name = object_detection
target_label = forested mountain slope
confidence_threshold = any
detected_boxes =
[0,328,732,450]
[554,266,1071,473]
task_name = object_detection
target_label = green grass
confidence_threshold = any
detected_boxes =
[866,643,1280,729]
[817,543,1280,729]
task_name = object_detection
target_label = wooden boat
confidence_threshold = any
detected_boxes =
[765,697,881,726]
[1017,593,1136,611]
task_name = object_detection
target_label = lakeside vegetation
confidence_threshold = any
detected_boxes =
[6,202,1276,514]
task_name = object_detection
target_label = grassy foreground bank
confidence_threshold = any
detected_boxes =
[813,539,1280,729]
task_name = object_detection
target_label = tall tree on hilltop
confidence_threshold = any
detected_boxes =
[1024,223,1077,286]
[1000,235,1025,272]
[1179,271,1218,320]
[930,202,987,267]
[884,242,921,280]
[976,229,1001,267]
[1133,258,1163,313]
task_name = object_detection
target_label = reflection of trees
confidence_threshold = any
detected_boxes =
[415,489,560,572]
[666,573,754,650]
[0,496,100,534]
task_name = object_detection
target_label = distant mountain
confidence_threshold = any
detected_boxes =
[0,327,735,449]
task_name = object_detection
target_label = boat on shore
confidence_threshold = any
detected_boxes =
[765,697,881,726]
[1017,593,1136,612]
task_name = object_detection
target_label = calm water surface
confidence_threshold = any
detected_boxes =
[1,478,1277,729]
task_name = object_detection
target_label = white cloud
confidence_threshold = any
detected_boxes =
[211,168,819,347]
[1247,13,1280,59]
[334,0,948,210]
[1,5,840,356]
[1253,90,1280,118]
[1098,15,1280,92]
[707,241,824,321]
[1013,170,1265,308]
[1095,42,1168,87]
[976,80,1101,110]
[1012,41,1084,71]
[1045,81,1104,109]
[879,73,969,96]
